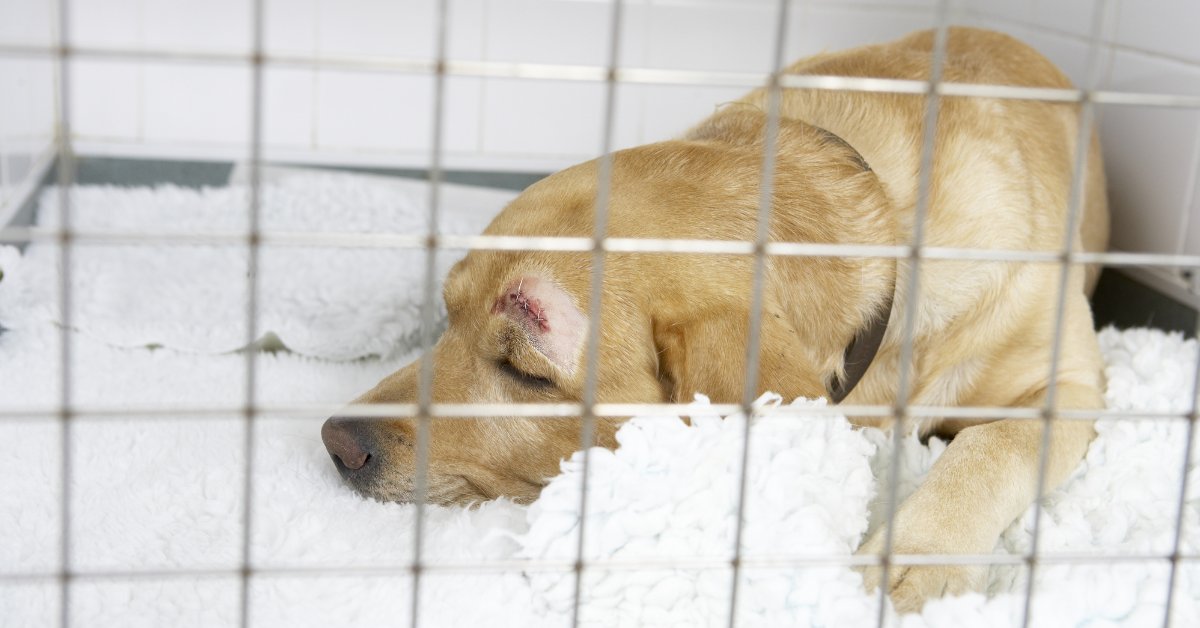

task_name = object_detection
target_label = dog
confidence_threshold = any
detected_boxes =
[321,27,1108,612]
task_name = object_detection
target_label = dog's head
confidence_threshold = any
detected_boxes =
[321,118,893,505]
[319,158,668,505]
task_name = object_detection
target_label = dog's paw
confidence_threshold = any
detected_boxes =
[858,560,982,614]
[855,531,986,614]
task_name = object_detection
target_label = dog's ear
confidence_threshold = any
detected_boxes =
[653,314,748,403]
[653,306,832,405]
[688,109,871,174]
[492,275,588,375]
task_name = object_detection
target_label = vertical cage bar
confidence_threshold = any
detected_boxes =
[873,4,951,626]
[410,1,451,626]
[1019,2,1113,625]
[1163,314,1200,627]
[725,1,791,625]
[1176,123,1200,292]
[1160,49,1200,628]
[53,0,75,626]
[237,0,267,626]
[569,1,625,625]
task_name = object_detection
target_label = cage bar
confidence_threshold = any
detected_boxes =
[407,1,454,627]
[4,1,1198,625]
[2,40,1200,108]
[567,0,627,625]
[52,0,75,622]
[725,0,793,625]
[872,3,952,625]
[4,227,1200,271]
[3,401,1197,424]
[1161,55,1200,628]
[236,0,268,626]
[4,549,1198,583]
[1019,2,1115,623]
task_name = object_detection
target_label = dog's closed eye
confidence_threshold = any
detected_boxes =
[497,359,555,389]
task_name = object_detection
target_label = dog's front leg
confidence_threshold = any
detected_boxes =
[857,382,1100,613]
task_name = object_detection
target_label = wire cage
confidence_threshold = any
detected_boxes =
[2,0,1200,626]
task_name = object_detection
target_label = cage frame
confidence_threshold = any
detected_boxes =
[0,0,1198,627]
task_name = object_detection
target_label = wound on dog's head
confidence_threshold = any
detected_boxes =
[491,275,587,374]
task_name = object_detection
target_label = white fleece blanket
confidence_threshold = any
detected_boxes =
[1,176,1198,627]
[0,170,518,359]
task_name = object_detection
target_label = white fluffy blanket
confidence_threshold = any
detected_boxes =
[1,173,1198,627]
[0,169,517,359]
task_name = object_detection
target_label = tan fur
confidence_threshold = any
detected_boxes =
[332,28,1109,611]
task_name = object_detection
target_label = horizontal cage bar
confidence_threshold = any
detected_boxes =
[0,402,1189,424]
[1,43,1200,109]
[3,228,1199,268]
[3,549,1197,584]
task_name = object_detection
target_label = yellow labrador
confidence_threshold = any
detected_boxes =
[321,27,1108,611]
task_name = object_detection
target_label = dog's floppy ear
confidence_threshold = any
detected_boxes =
[688,108,871,175]
[492,274,587,375]
[653,314,748,403]
[652,309,828,404]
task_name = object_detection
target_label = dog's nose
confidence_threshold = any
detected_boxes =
[321,417,371,471]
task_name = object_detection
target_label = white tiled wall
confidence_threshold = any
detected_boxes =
[7,0,949,173]
[960,0,1200,287]
[2,0,1200,266]
[0,0,56,221]
[0,0,947,175]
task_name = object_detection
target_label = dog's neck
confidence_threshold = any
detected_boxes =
[810,131,895,403]
[614,109,902,405]
[684,108,899,403]
[827,271,895,403]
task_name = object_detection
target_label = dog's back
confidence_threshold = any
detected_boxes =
[681,27,1109,414]
[726,26,1108,261]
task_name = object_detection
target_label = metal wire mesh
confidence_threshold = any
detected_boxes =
[3,0,1199,626]
[872,7,952,625]
[726,2,794,623]
[567,0,627,623]
[237,1,267,626]
[51,2,75,626]
[1019,2,1116,624]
